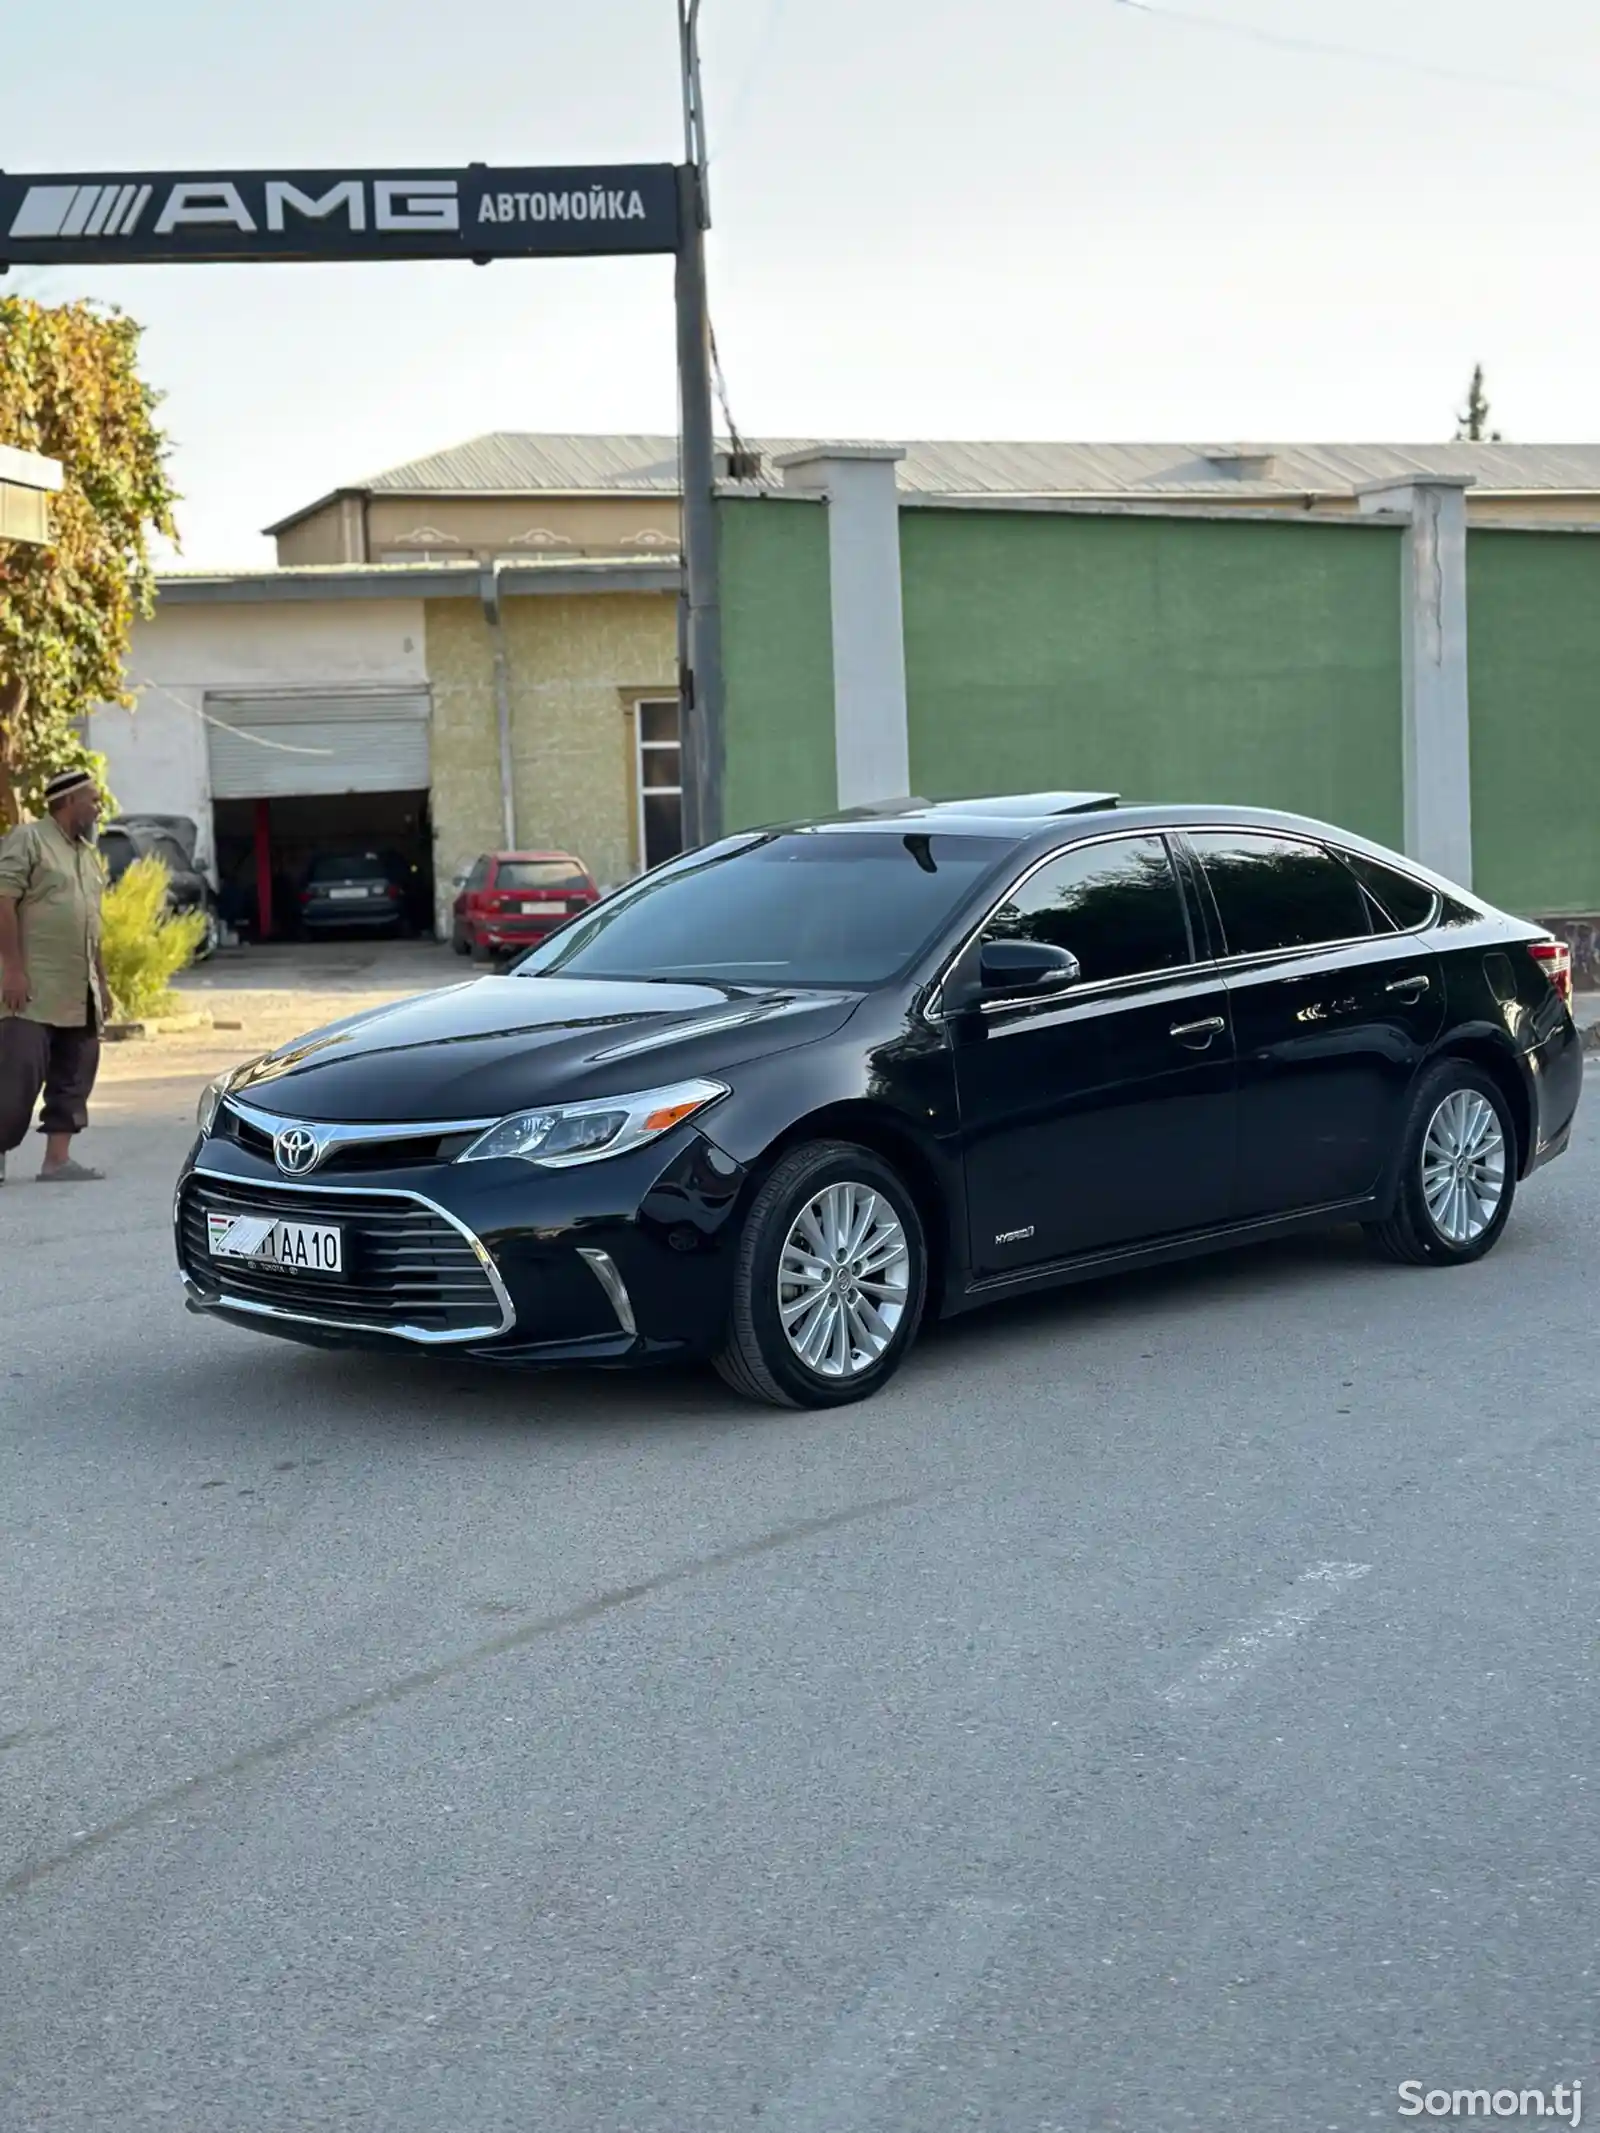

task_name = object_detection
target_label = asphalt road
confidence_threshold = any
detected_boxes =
[3,1053,1597,2132]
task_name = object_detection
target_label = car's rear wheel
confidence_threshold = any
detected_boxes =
[1365,1060,1517,1266]
[714,1140,927,1409]
[451,928,471,957]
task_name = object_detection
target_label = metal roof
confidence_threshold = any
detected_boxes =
[334,433,1600,502]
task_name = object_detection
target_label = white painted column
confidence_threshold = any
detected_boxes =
[1357,474,1476,885]
[775,445,910,810]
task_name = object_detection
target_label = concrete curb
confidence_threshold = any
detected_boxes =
[103,1011,214,1042]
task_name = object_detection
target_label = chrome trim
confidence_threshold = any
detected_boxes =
[925,823,1450,1026]
[180,1166,516,1345]
[223,1096,501,1165]
[1170,1016,1225,1038]
[576,1247,638,1337]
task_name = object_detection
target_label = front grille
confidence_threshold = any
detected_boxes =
[216,1111,479,1173]
[178,1175,508,1341]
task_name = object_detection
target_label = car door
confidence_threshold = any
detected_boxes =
[949,832,1238,1277]
[1181,829,1444,1218]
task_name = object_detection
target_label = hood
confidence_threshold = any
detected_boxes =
[224,975,863,1124]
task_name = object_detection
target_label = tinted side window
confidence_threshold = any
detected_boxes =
[153,838,190,874]
[1341,851,1439,931]
[983,835,1191,984]
[1190,833,1373,956]
[466,858,492,890]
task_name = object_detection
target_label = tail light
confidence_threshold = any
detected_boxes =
[1527,937,1573,1009]
[384,883,402,900]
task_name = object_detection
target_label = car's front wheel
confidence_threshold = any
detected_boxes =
[715,1140,928,1409]
[1365,1059,1517,1266]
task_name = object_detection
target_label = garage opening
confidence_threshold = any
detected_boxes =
[205,690,434,939]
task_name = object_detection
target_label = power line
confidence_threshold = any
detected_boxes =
[1113,0,1578,104]
[706,0,788,169]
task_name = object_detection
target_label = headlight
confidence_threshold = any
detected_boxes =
[457,1077,727,1168]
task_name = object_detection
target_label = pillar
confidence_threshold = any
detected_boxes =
[774,445,910,811]
[1357,474,1476,885]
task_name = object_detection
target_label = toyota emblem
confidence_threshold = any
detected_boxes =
[273,1124,323,1175]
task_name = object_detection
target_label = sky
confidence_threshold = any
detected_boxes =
[7,0,1600,565]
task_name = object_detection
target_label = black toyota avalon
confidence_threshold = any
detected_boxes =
[176,794,1582,1408]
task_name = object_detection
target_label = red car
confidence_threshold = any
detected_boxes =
[450,850,600,961]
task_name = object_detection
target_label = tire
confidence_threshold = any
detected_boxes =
[713,1140,928,1409]
[451,929,471,957]
[1365,1059,1517,1267]
[193,909,219,963]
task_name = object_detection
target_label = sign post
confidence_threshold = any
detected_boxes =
[1,154,726,840]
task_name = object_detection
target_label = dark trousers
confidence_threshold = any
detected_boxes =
[0,1018,101,1152]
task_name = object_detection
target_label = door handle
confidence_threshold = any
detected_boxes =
[1170,1015,1225,1044]
[1385,975,1430,999]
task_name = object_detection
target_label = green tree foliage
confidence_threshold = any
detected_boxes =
[1455,363,1503,443]
[0,298,179,830]
[99,854,206,1020]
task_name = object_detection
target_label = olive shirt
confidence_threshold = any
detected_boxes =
[0,815,109,1029]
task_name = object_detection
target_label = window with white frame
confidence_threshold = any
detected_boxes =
[635,697,683,871]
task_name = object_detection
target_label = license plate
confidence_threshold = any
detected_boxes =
[519,900,566,914]
[207,1212,343,1274]
[327,886,369,901]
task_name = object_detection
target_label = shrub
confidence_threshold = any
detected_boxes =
[100,853,206,1020]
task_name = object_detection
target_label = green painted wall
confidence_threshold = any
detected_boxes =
[1467,531,1600,913]
[718,496,836,828]
[900,510,1406,847]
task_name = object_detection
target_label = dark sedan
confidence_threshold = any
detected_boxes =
[295,849,415,936]
[176,794,1582,1408]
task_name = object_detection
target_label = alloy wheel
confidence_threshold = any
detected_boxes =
[1420,1089,1506,1246]
[777,1181,911,1380]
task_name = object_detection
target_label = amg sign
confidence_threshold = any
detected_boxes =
[0,165,679,264]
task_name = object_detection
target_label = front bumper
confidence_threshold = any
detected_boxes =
[175,1126,750,1367]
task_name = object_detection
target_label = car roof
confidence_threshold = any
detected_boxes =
[490,849,586,863]
[746,793,1471,893]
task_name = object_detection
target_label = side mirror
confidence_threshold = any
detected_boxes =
[978,938,1082,997]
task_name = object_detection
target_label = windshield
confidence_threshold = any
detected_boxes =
[497,859,589,890]
[514,830,1014,987]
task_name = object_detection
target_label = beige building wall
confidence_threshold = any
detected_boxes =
[274,506,358,567]
[277,495,682,567]
[424,589,677,929]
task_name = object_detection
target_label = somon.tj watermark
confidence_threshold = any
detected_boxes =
[1399,2083,1583,2124]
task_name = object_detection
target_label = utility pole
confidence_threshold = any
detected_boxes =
[675,0,724,848]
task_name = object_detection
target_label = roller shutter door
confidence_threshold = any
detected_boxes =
[206,691,430,801]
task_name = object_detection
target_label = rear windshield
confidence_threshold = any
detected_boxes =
[516,830,1015,987]
[497,860,589,890]
[308,852,390,883]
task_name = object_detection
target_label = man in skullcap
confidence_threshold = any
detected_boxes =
[0,769,111,1183]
